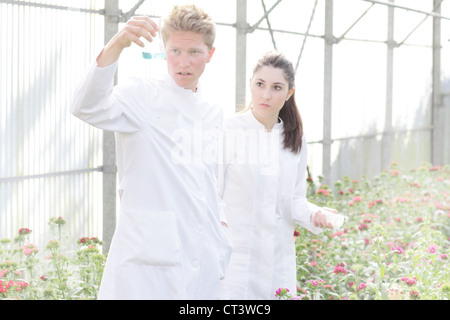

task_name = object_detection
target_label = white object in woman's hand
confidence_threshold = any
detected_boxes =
[312,208,344,230]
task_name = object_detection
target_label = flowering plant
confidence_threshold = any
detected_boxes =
[0,218,105,300]
[289,162,449,300]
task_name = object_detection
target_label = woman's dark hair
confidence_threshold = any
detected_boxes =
[252,51,303,154]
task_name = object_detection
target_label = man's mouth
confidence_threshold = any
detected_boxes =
[177,72,192,76]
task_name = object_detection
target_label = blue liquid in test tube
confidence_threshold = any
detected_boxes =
[142,17,166,60]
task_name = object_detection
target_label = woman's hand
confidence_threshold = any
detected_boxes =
[311,207,339,229]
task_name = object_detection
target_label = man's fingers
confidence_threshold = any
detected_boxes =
[127,16,159,38]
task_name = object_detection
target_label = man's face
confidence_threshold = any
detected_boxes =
[165,31,215,91]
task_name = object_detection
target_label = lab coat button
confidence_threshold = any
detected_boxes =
[192,260,199,268]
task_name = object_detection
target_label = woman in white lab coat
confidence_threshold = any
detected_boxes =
[218,52,338,300]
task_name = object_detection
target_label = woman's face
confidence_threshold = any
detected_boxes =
[250,65,294,122]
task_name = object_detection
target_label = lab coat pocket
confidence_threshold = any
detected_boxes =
[119,209,181,266]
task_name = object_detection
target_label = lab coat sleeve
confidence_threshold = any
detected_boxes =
[292,136,323,234]
[70,60,140,133]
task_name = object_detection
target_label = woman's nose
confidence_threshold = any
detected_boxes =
[263,89,272,100]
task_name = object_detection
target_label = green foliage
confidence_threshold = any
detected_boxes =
[2,161,448,300]
[293,162,449,300]
[0,218,105,300]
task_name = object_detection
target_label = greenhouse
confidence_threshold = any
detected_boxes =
[0,0,449,301]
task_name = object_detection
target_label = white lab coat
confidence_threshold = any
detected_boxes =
[218,110,322,300]
[71,61,232,300]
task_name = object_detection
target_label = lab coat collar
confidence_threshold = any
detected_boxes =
[162,73,203,97]
[245,109,284,131]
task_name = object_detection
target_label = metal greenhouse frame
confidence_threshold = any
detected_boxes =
[0,0,448,252]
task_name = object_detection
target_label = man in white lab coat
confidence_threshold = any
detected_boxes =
[71,5,231,300]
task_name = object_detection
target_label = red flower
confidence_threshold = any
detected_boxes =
[18,228,32,235]
[333,264,347,275]
[358,223,369,231]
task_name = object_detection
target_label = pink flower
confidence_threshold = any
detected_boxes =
[401,277,417,286]
[310,280,320,286]
[331,230,344,237]
[438,254,448,261]
[396,197,410,203]
[358,223,369,231]
[391,246,404,254]
[333,264,347,275]
[275,288,290,297]
[0,269,8,279]
[357,283,368,291]
[316,189,330,196]
[409,291,420,300]
[352,196,362,202]
[426,244,437,254]
[306,279,325,287]
[23,244,39,256]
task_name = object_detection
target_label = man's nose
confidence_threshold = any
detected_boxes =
[178,52,191,67]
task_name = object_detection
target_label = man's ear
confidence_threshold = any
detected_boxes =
[207,47,216,63]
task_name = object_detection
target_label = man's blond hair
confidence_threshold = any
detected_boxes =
[162,5,216,49]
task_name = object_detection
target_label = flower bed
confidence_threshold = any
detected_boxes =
[0,217,105,300]
[1,162,448,300]
[283,162,449,300]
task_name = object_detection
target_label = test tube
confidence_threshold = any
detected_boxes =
[142,18,166,60]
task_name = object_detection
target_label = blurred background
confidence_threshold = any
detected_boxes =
[1,0,449,252]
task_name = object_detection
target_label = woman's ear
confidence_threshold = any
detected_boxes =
[286,87,295,101]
